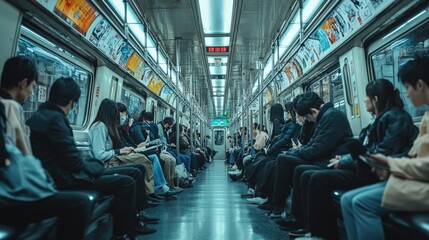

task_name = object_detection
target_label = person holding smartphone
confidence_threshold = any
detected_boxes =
[285,79,418,239]
[340,56,429,240]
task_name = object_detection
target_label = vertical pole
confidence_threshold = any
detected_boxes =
[258,60,264,132]
[190,74,194,152]
[175,38,181,159]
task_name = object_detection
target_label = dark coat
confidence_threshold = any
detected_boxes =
[288,103,353,162]
[169,131,189,153]
[266,119,301,156]
[355,106,418,179]
[129,121,149,144]
[26,102,89,187]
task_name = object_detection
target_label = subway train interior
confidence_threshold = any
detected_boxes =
[0,0,428,239]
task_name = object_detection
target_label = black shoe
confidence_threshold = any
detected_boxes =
[269,206,283,218]
[276,217,304,231]
[136,221,156,235]
[149,193,165,200]
[164,193,178,200]
[257,202,273,210]
[288,228,310,237]
[138,211,160,224]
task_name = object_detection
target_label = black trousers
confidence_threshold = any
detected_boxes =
[291,165,322,224]
[272,154,312,208]
[64,165,147,235]
[306,169,377,239]
[256,159,276,198]
[0,191,92,240]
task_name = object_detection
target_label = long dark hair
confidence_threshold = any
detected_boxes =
[366,79,403,114]
[91,99,121,148]
[284,102,296,119]
[269,103,285,124]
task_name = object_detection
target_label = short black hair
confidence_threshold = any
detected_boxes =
[143,111,154,121]
[284,102,296,119]
[49,77,81,106]
[163,117,174,125]
[295,92,324,116]
[116,102,127,113]
[398,55,429,88]
[1,56,38,89]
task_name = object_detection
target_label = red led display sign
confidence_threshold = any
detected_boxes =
[206,47,229,53]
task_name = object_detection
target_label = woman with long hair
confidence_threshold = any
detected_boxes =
[284,79,418,239]
[269,103,285,140]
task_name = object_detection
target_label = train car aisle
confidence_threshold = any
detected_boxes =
[143,160,289,240]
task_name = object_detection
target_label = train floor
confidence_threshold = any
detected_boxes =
[143,160,290,240]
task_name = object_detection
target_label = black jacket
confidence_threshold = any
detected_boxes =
[288,103,353,161]
[355,106,418,179]
[129,121,150,144]
[267,119,301,156]
[299,120,315,145]
[26,102,88,187]
[169,131,189,152]
[0,102,8,165]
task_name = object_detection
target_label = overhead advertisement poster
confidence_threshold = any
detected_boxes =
[160,86,175,105]
[126,52,146,80]
[280,0,394,95]
[141,68,166,97]
[54,0,99,35]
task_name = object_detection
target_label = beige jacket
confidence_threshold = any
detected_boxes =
[0,99,32,155]
[253,131,268,150]
[382,111,429,211]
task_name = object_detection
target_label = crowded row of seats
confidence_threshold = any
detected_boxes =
[227,56,429,240]
[0,56,213,239]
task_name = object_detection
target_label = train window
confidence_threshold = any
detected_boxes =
[307,67,346,114]
[16,37,91,127]
[370,19,429,118]
[121,87,145,118]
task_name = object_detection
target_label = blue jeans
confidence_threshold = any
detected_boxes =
[340,181,389,240]
[147,154,167,189]
[167,149,191,172]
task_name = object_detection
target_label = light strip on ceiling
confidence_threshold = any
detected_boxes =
[198,0,234,34]
[205,37,230,46]
[302,0,323,24]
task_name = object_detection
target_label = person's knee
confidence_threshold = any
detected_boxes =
[340,191,353,209]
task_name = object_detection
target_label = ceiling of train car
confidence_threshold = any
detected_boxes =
[135,0,293,119]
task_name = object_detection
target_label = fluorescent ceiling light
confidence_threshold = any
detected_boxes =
[263,55,273,79]
[302,0,323,24]
[211,79,226,87]
[198,0,234,34]
[147,34,157,60]
[205,37,230,46]
[279,14,300,50]
[108,0,125,19]
[209,66,227,75]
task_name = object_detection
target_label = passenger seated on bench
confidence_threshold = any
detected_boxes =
[341,56,429,240]
[0,56,91,240]
[286,79,418,240]
[26,77,157,238]
[269,92,354,218]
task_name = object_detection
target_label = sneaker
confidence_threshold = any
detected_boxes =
[276,217,304,231]
[288,228,310,238]
[240,188,255,198]
[269,207,283,218]
[246,197,268,205]
[231,165,238,171]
